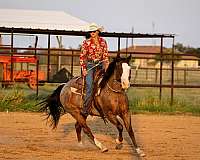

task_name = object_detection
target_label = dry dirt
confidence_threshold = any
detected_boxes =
[0,112,200,160]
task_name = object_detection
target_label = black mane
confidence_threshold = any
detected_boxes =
[99,59,116,89]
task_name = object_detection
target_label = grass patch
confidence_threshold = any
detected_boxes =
[128,88,200,115]
[0,84,50,112]
[0,84,199,115]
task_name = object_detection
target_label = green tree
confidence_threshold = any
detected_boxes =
[174,43,185,52]
[154,48,181,65]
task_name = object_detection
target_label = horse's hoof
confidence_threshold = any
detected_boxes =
[102,147,108,153]
[94,138,108,153]
[115,143,123,150]
[140,153,146,157]
[77,141,83,147]
[115,138,123,150]
[136,148,145,157]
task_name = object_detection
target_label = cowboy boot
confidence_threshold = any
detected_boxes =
[81,98,92,117]
[81,104,89,117]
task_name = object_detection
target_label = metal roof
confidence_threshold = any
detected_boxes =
[0,9,89,31]
[0,27,175,38]
[0,9,175,39]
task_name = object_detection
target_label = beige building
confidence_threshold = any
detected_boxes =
[120,45,199,68]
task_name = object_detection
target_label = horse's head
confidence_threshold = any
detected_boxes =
[99,54,131,90]
[114,55,131,90]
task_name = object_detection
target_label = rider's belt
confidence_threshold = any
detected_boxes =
[87,59,100,64]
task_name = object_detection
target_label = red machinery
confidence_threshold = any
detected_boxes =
[0,55,45,89]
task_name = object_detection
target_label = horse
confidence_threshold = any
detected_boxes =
[39,55,145,157]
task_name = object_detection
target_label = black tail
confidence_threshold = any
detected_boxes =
[38,84,65,129]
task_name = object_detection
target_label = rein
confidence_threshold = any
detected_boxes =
[87,60,107,73]
[106,80,123,93]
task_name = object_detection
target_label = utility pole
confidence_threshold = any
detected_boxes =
[152,21,156,46]
[131,27,134,47]
[56,36,63,71]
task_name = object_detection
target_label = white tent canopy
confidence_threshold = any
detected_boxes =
[0,9,90,31]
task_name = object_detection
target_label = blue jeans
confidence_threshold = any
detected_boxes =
[84,62,103,106]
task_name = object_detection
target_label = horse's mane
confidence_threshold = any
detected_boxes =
[99,59,116,89]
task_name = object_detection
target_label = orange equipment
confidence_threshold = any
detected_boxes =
[0,55,45,89]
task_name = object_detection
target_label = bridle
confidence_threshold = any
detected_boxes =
[106,80,123,93]
[106,61,130,93]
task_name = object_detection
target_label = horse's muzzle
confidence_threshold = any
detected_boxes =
[121,80,130,90]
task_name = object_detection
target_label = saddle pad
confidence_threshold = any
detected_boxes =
[70,87,82,95]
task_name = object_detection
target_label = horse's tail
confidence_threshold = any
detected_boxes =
[38,84,65,129]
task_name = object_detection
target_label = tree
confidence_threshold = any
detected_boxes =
[174,43,185,52]
[154,48,181,65]
[174,43,200,55]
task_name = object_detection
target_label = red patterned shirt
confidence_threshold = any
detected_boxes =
[80,37,109,71]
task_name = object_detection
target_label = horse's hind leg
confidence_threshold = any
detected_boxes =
[106,112,124,149]
[72,114,108,152]
[75,121,82,145]
[121,112,145,157]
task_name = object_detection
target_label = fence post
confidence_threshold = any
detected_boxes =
[117,37,121,56]
[159,37,163,100]
[146,68,148,80]
[71,50,74,77]
[36,59,39,96]
[47,34,50,82]
[10,30,14,82]
[170,37,175,105]
[155,68,158,83]
[184,67,187,85]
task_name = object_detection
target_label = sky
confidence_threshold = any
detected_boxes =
[0,0,199,50]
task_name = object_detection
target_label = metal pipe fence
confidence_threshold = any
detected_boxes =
[2,28,199,104]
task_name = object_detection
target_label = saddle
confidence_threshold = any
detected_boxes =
[70,69,104,96]
[69,69,106,120]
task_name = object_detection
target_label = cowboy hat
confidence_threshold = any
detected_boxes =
[87,23,104,32]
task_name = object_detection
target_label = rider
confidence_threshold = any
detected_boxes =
[80,23,109,117]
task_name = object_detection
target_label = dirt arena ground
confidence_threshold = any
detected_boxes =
[0,112,199,160]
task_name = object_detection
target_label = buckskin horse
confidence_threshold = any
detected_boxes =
[39,55,145,157]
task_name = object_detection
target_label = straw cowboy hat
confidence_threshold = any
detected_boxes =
[87,23,104,32]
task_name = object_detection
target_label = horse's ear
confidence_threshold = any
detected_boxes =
[115,53,121,62]
[128,54,131,59]
[127,54,132,62]
[117,53,121,58]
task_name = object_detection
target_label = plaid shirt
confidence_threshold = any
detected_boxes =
[80,37,109,71]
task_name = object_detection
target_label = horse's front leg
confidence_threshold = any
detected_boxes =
[121,112,145,157]
[73,114,108,152]
[106,113,124,149]
[115,118,124,150]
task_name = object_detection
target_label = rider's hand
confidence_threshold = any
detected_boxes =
[82,69,87,76]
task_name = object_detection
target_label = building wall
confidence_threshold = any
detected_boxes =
[134,57,199,68]
[176,60,198,68]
